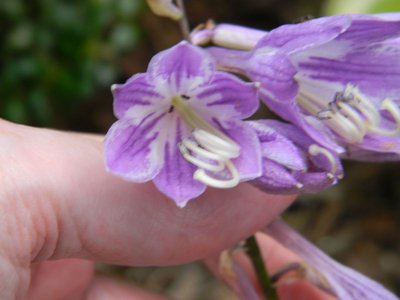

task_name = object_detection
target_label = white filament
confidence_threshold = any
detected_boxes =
[308,144,338,180]
[172,95,241,188]
[179,143,225,172]
[194,160,240,188]
[368,98,400,136]
[297,88,364,143]
[192,129,240,159]
[296,80,400,143]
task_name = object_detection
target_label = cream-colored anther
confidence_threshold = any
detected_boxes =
[308,144,338,180]
[368,98,400,136]
[295,182,304,189]
[194,160,240,188]
[179,143,225,172]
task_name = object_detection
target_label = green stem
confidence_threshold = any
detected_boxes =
[175,0,190,40]
[245,235,279,300]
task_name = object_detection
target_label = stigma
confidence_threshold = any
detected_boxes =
[295,75,400,144]
[171,95,241,188]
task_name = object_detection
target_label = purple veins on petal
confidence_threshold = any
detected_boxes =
[153,119,206,207]
[194,71,259,119]
[105,116,165,182]
[112,74,164,119]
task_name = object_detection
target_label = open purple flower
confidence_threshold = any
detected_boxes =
[104,42,261,207]
[206,14,400,159]
[248,119,343,194]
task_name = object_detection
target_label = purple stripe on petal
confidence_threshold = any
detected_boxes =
[153,119,206,207]
[113,74,163,119]
[338,18,400,44]
[256,15,351,53]
[147,41,215,90]
[297,46,400,98]
[194,71,259,119]
[104,114,167,182]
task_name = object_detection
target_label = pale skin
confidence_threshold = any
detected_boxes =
[0,119,333,299]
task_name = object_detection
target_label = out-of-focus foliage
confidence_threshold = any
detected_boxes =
[0,0,143,126]
[324,0,400,15]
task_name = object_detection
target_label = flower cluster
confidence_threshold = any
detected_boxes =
[105,14,400,206]
[105,8,400,299]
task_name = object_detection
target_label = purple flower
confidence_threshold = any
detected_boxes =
[248,120,343,194]
[104,42,261,207]
[264,219,399,300]
[206,15,400,159]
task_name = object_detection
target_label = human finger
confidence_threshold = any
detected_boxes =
[0,120,295,267]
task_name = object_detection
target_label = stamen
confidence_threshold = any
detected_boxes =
[296,79,397,143]
[179,143,225,172]
[194,160,240,188]
[182,139,226,161]
[338,103,367,137]
[192,129,240,159]
[172,95,242,189]
[368,98,400,136]
[343,85,380,125]
[298,90,364,143]
[308,144,338,180]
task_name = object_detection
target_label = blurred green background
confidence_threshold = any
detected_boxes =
[1,0,399,299]
[0,0,143,128]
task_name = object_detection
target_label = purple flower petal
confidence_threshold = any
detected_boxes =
[249,120,343,194]
[193,71,259,119]
[338,15,400,44]
[105,116,166,182]
[294,171,338,193]
[247,120,306,171]
[153,119,206,207]
[293,40,400,100]
[147,41,215,91]
[218,121,262,181]
[256,15,351,53]
[112,74,165,119]
[265,220,399,300]
[252,159,302,194]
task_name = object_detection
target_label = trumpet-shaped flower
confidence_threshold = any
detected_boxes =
[206,15,400,159]
[105,42,261,207]
[248,120,343,194]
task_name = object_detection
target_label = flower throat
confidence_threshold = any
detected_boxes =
[171,95,241,188]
